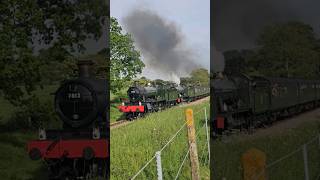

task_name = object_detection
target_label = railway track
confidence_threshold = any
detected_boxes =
[110,120,128,129]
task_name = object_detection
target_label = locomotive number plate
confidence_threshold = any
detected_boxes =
[68,93,81,99]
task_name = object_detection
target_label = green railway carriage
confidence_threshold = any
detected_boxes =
[252,78,320,113]
[182,86,210,101]
[267,78,299,111]
[297,80,316,104]
[251,76,270,113]
[213,73,320,133]
[251,77,319,114]
[165,86,180,103]
[182,86,195,101]
[155,86,181,103]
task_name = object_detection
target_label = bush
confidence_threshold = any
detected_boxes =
[8,97,57,130]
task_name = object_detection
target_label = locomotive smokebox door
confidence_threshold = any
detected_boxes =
[54,59,107,130]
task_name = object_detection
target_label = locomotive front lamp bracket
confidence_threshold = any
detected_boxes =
[251,82,257,88]
[92,127,100,139]
[38,128,46,140]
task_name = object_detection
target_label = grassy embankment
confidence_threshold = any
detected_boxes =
[0,85,58,179]
[110,88,128,123]
[213,120,320,179]
[111,98,210,179]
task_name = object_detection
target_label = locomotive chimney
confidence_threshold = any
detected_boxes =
[77,60,94,78]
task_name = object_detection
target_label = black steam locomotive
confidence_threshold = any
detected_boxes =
[212,72,320,134]
[27,60,108,179]
[119,83,209,119]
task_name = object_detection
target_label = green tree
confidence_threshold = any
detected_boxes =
[135,76,151,86]
[153,79,166,86]
[180,77,193,86]
[251,22,320,78]
[110,17,145,93]
[190,68,209,86]
[223,50,254,75]
[0,0,108,126]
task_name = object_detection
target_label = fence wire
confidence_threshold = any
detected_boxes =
[253,135,320,180]
[174,148,191,180]
[174,120,210,179]
[130,105,210,180]
[130,121,187,179]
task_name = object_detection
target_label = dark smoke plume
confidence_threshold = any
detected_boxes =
[211,44,224,72]
[123,8,201,80]
[212,0,320,72]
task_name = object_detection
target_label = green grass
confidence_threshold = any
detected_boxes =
[110,88,128,123]
[110,104,124,123]
[212,121,320,180]
[110,99,210,179]
[0,85,58,179]
[0,131,48,179]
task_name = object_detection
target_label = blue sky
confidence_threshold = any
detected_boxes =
[111,0,210,81]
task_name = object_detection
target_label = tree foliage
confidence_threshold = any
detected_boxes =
[190,68,209,86]
[248,22,320,78]
[0,0,107,104]
[180,77,193,86]
[110,17,145,93]
[180,68,209,86]
[135,76,152,86]
[223,50,254,75]
[152,79,166,86]
[0,0,107,127]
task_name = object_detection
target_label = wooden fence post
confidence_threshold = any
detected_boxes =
[185,108,200,180]
[242,148,267,180]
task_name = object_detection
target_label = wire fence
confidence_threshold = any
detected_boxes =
[214,133,320,180]
[250,134,320,180]
[130,106,210,180]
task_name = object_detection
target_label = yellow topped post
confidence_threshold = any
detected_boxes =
[185,108,200,180]
[242,148,267,180]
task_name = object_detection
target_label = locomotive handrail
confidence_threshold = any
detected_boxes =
[46,138,60,153]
